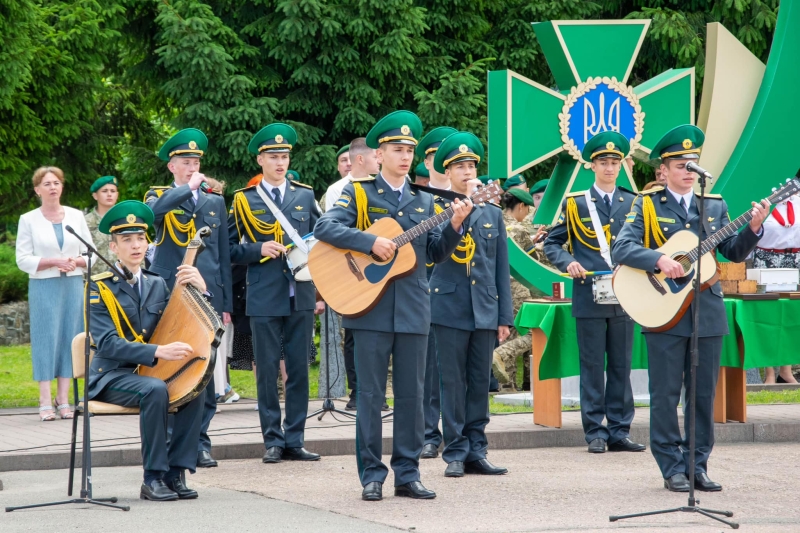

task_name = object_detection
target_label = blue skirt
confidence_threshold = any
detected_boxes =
[29,275,84,381]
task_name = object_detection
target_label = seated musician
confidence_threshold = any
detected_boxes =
[88,200,207,501]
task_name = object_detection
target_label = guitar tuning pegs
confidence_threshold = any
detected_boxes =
[787,178,792,183]
[772,187,777,192]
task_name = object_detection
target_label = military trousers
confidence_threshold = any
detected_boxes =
[198,374,216,453]
[575,316,635,445]
[423,325,442,447]
[434,325,495,464]
[96,371,203,474]
[352,330,427,487]
[251,308,314,449]
[645,333,721,479]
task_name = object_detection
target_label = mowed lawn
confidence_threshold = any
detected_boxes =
[3,345,800,412]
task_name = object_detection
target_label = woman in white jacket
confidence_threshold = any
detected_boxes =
[16,167,94,421]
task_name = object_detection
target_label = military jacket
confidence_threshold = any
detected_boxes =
[430,203,514,331]
[228,180,319,317]
[613,187,761,336]
[313,173,463,334]
[84,209,115,274]
[87,269,167,399]
[544,186,637,318]
[426,194,452,279]
[144,183,232,315]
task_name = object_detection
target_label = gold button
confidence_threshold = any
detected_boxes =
[428,289,431,293]
[283,269,287,273]
[581,280,585,284]
[159,310,162,314]
[471,262,475,267]
[398,211,403,216]
[213,224,216,227]
[98,368,102,372]
[471,280,476,285]
[663,227,669,231]
[495,295,499,299]
[469,227,472,232]
[435,288,439,292]
[142,329,147,334]
[610,218,614,223]
[378,189,384,193]
[611,236,616,240]
[445,203,451,207]
[685,223,691,228]
[712,226,716,230]
[193,214,197,218]
[488,233,492,238]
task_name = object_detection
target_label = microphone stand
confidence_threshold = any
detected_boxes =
[609,172,737,528]
[307,303,356,421]
[6,227,129,512]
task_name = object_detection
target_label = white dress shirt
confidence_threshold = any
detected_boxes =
[325,174,353,211]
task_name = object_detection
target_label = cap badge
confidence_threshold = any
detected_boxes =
[459,144,469,153]
[275,134,284,143]
[682,139,692,149]
[189,140,197,150]
[295,206,303,210]
[400,125,410,135]
[606,142,615,150]
[126,214,136,223]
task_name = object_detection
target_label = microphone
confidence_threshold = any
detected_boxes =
[686,161,713,180]
[199,181,212,193]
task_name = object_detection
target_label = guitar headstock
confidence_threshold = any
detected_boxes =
[769,179,800,204]
[470,182,503,205]
[188,226,212,249]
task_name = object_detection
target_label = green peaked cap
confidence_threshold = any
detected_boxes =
[651,124,705,161]
[99,200,154,235]
[248,123,298,155]
[581,131,630,161]
[433,131,484,174]
[506,187,535,206]
[336,144,350,158]
[158,129,208,161]
[502,174,526,191]
[529,178,549,195]
[415,162,429,178]
[286,170,300,181]
[415,126,458,158]
[478,175,491,185]
[90,175,118,193]
[366,110,423,149]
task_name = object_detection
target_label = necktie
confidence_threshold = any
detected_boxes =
[679,197,688,213]
[397,189,403,202]
[273,187,282,207]
[603,195,611,210]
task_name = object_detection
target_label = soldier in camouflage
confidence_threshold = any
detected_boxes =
[84,176,120,274]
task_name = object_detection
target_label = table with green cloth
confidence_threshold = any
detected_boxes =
[514,297,800,427]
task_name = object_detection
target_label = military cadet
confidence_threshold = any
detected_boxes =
[414,162,430,186]
[427,131,512,478]
[88,201,206,501]
[144,129,232,469]
[544,131,646,455]
[415,125,457,460]
[228,123,322,465]
[502,174,527,193]
[336,144,351,178]
[530,179,548,209]
[314,111,469,502]
[613,125,768,492]
[85,176,120,275]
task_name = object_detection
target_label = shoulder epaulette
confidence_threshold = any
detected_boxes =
[696,192,723,199]
[290,180,312,190]
[350,176,376,183]
[91,271,114,282]
[148,185,170,190]
[640,186,664,195]
[618,186,636,195]
[566,190,586,198]
[234,185,256,194]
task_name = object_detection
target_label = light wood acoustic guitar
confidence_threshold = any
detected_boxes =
[613,179,800,331]
[309,182,502,317]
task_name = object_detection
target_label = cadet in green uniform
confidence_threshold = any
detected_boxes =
[613,125,768,492]
[430,132,513,478]
[314,111,470,501]
[84,176,119,275]
[144,129,232,469]
[502,174,527,192]
[414,162,429,185]
[88,201,207,501]
[229,123,321,465]
[415,125,457,460]
[544,131,646,454]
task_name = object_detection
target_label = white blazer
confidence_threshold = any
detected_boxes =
[16,207,95,279]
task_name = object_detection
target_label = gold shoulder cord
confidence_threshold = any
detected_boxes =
[451,233,476,276]
[640,196,667,248]
[95,281,145,344]
[145,188,197,247]
[564,197,611,253]
[232,191,284,245]
[352,183,372,231]
[426,203,446,267]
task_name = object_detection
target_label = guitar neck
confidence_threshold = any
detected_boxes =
[391,205,457,247]
[687,207,754,262]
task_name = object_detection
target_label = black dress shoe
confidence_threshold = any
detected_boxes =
[664,473,691,492]
[164,475,198,499]
[608,437,646,452]
[262,446,284,463]
[465,459,508,475]
[444,461,464,477]
[362,481,382,501]
[197,450,217,468]
[140,479,178,501]
[420,443,439,459]
[283,447,321,461]
[587,438,606,453]
[345,395,357,411]
[382,401,390,411]
[694,473,722,492]
[395,481,436,499]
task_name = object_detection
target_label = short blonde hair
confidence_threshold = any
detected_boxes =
[32,166,65,188]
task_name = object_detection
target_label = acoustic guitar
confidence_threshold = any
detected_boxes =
[138,227,224,408]
[309,183,502,317]
[613,179,800,331]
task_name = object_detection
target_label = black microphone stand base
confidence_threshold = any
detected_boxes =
[307,303,356,422]
[608,172,737,529]
[307,399,357,422]
[6,497,129,513]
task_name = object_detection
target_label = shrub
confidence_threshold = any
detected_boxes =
[0,243,28,303]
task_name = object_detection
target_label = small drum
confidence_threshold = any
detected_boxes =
[286,234,317,282]
[592,273,618,305]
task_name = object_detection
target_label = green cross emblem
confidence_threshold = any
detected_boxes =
[488,19,695,296]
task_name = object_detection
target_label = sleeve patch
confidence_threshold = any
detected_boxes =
[335,195,351,208]
[557,213,565,224]
[625,212,637,223]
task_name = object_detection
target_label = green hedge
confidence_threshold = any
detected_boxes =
[0,242,28,304]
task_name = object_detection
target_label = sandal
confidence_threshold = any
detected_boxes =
[39,404,56,422]
[56,403,74,419]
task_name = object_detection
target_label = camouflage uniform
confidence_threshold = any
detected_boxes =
[84,209,115,274]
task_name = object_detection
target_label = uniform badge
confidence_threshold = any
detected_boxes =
[445,203,451,208]
[682,139,692,149]
[656,217,675,223]
[289,186,295,191]
[189,140,197,150]
[708,217,715,222]
[336,195,351,208]
[295,206,303,210]
[661,197,667,202]
[483,223,493,228]
[415,207,424,212]
[275,134,284,143]
[251,209,266,215]
[126,214,136,223]
[606,141,615,150]
[368,207,388,214]
[400,125,410,135]
[459,144,469,153]
[625,212,636,223]
[209,211,215,216]
[557,213,565,224]
[580,217,592,222]
[377,189,384,194]
[171,209,184,215]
